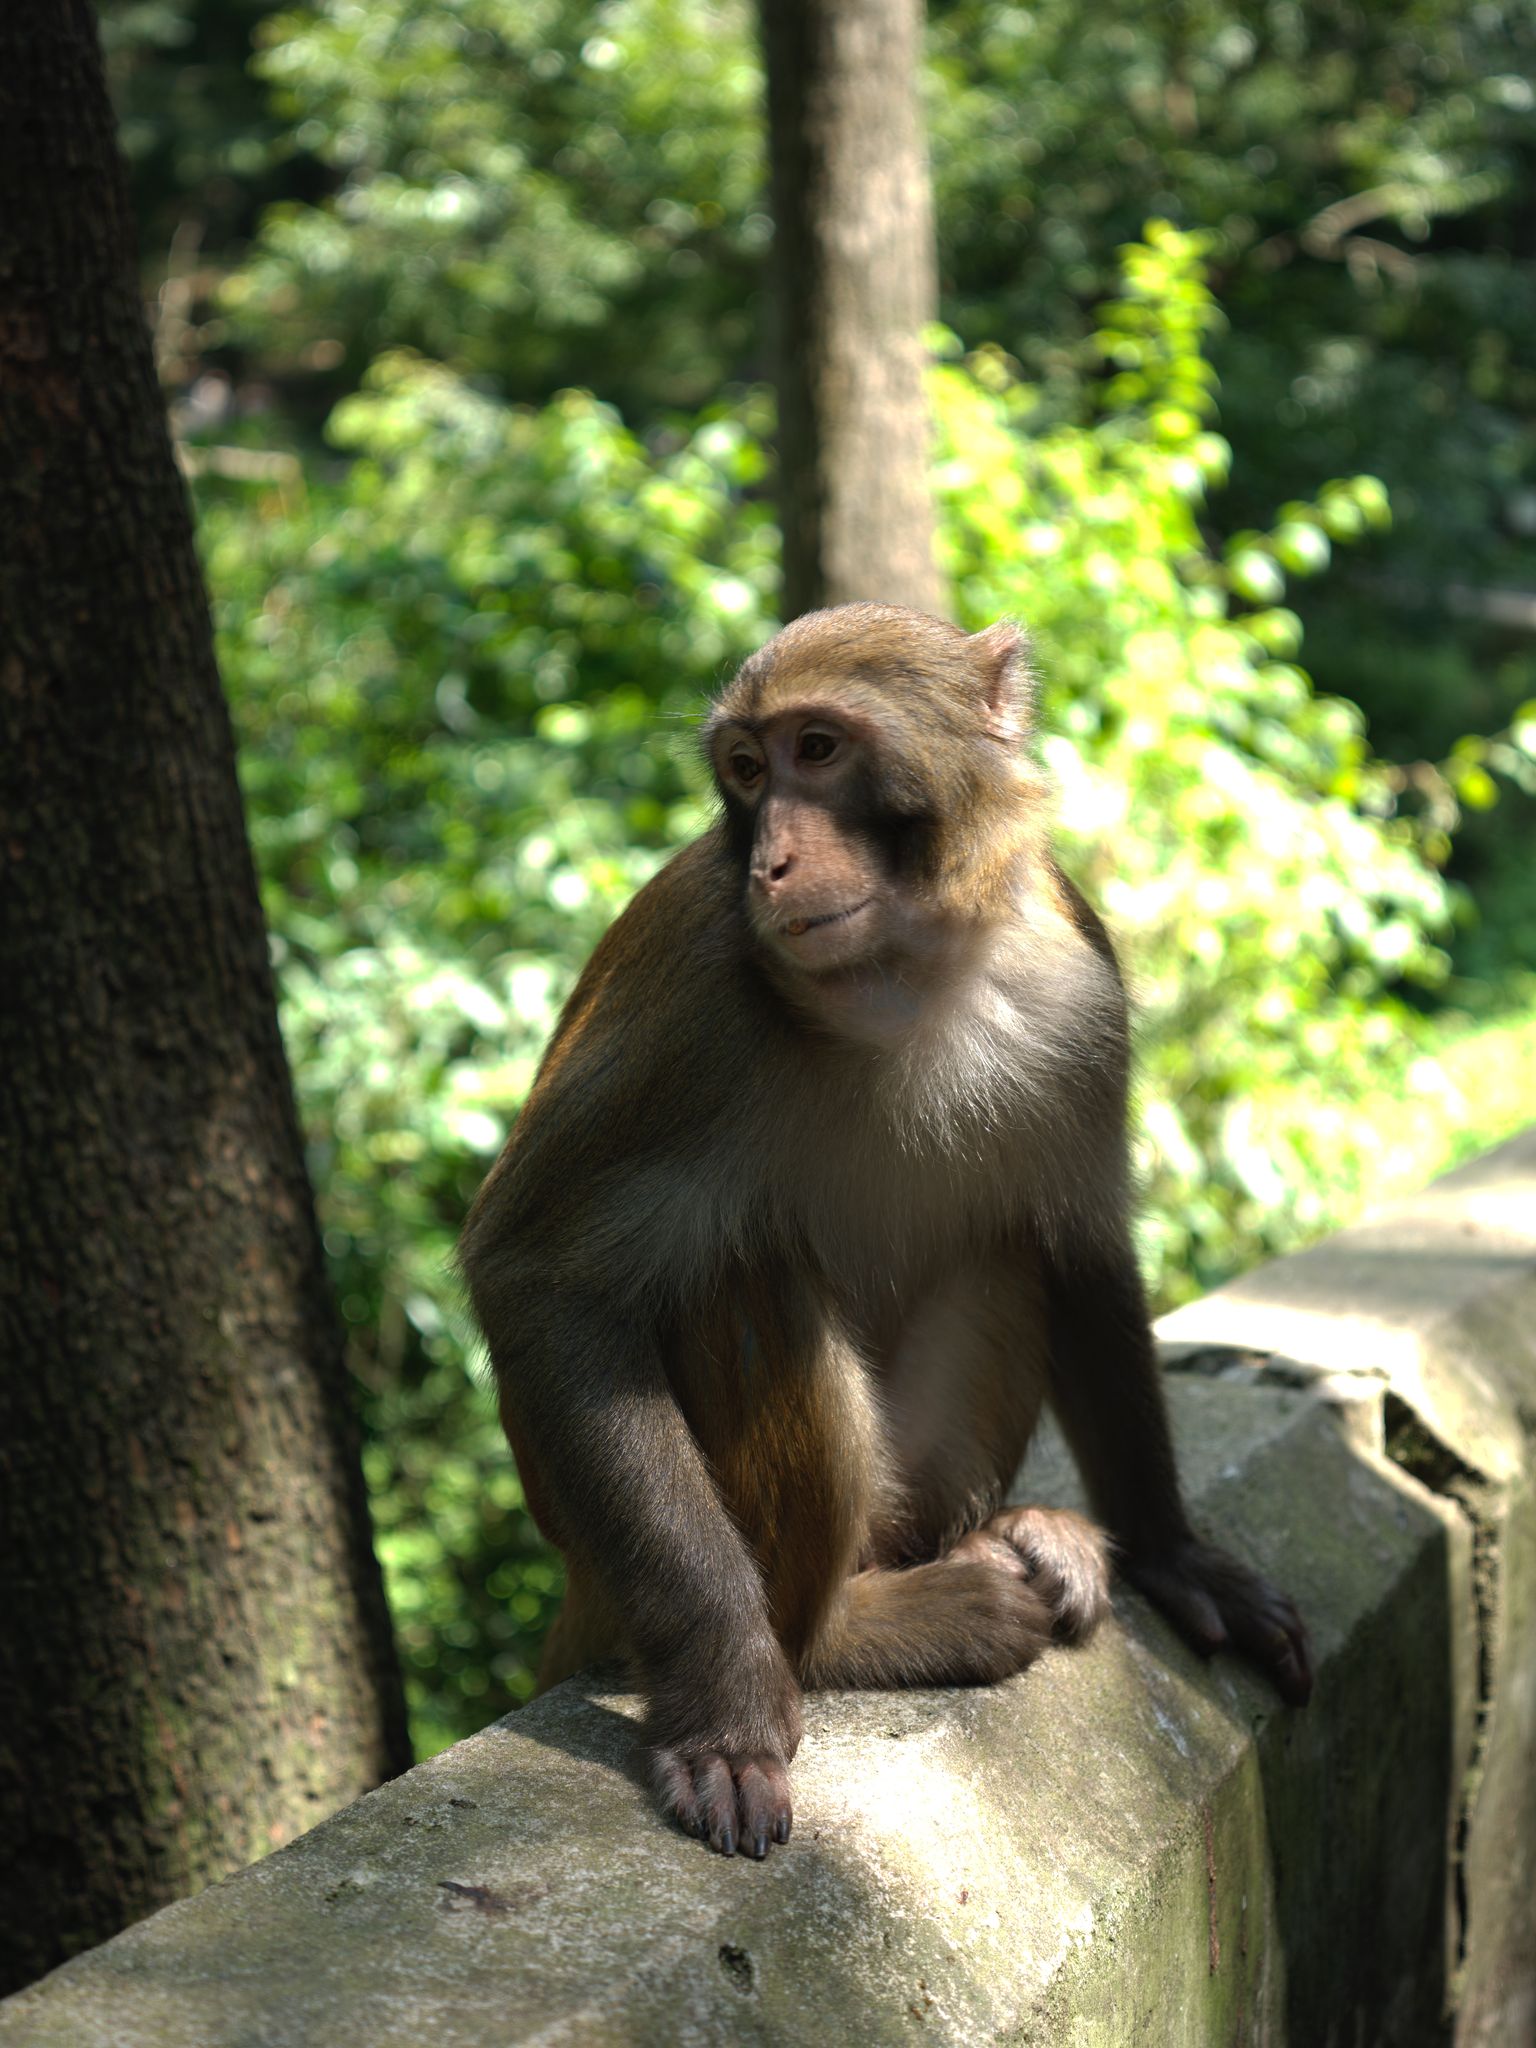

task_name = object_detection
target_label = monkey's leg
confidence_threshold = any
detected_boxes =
[801,1262,1107,1689]
[876,1256,1053,1559]
[800,1552,1058,1689]
[692,1297,886,1676]
[676,1280,909,1701]
[874,1257,1110,1637]
[533,1561,627,1693]
[1043,1233,1313,1706]
[494,1413,631,1695]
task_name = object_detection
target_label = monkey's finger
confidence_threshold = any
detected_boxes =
[651,1745,708,1838]
[1132,1566,1229,1654]
[1224,1600,1314,1708]
[1276,1597,1314,1705]
[693,1754,739,1856]
[733,1759,792,1859]
[1269,1632,1313,1708]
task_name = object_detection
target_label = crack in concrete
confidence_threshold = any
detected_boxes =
[1382,1391,1501,2010]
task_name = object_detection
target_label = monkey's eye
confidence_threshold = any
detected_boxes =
[730,752,764,786]
[798,731,838,764]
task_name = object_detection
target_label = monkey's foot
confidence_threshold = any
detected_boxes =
[1124,1537,1313,1706]
[803,1556,1058,1689]
[957,1504,1112,1644]
[652,1746,793,1860]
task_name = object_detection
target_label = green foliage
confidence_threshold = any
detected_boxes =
[230,0,764,409]
[100,0,286,255]
[196,223,1536,1753]
[203,0,1536,978]
[924,0,1536,964]
[934,225,1451,1298]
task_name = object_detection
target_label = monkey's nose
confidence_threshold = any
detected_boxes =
[752,851,794,892]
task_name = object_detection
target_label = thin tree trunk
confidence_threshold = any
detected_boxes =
[758,0,943,621]
[0,0,410,1995]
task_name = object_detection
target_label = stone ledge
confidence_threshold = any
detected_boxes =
[3,1132,1534,2046]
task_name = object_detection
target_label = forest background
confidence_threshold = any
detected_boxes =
[102,0,1536,1759]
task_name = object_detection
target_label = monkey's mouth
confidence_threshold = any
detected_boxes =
[781,897,873,939]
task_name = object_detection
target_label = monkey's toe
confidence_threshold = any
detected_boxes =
[734,1759,793,1857]
[982,1504,1112,1643]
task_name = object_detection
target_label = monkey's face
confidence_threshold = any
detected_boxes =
[706,608,1042,987]
[710,707,925,974]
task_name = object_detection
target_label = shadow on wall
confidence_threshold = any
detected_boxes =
[1254,1501,1461,2046]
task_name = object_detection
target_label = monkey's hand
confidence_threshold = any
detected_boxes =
[1123,1538,1313,1706]
[652,1745,796,1860]
[648,1640,803,1859]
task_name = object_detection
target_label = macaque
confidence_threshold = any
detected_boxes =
[461,604,1311,1859]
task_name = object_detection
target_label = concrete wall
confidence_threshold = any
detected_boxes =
[3,1132,1534,2046]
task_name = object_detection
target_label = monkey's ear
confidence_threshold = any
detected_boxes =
[969,620,1035,744]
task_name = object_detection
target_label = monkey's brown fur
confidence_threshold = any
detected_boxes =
[461,603,1311,1859]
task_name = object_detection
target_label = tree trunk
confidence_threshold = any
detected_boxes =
[758,0,943,621]
[0,0,410,1996]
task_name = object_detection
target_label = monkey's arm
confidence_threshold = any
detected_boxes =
[1043,1236,1313,1706]
[487,1282,800,1855]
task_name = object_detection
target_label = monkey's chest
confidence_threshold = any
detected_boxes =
[782,1105,1037,1312]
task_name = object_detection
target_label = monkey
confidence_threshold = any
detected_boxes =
[460,602,1311,1861]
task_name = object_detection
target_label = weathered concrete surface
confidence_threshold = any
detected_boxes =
[3,1131,1534,2046]
[1161,1128,1536,2048]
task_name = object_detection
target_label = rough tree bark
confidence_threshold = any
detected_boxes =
[0,0,411,1996]
[758,0,943,621]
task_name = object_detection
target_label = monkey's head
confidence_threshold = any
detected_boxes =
[705,604,1041,977]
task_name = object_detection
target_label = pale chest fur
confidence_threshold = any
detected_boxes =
[770,917,1127,1320]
